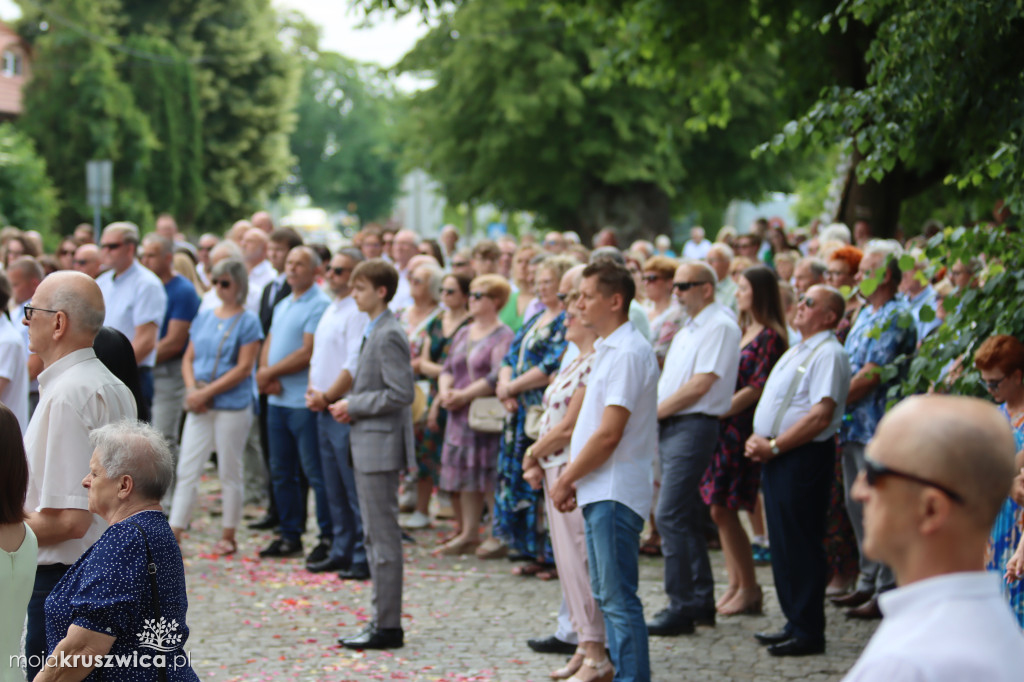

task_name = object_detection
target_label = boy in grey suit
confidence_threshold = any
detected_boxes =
[329,259,415,650]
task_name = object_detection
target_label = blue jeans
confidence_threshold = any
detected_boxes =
[583,501,650,682]
[317,412,366,565]
[267,405,331,543]
[26,563,70,680]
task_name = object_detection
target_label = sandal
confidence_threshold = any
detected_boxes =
[511,562,547,577]
[212,538,237,556]
[567,656,614,682]
[550,649,584,679]
[718,586,763,616]
[433,537,480,556]
[475,537,508,560]
[536,567,559,581]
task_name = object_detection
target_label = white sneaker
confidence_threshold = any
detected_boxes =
[399,488,417,513]
[401,511,431,530]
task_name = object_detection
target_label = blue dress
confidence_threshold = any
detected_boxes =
[45,510,199,680]
[987,403,1024,627]
[493,310,566,562]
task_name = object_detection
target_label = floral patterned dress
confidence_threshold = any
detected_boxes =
[700,326,786,511]
[494,310,567,562]
[439,324,514,492]
[986,403,1024,627]
[414,313,471,484]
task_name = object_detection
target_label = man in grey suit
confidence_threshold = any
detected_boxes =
[328,258,415,650]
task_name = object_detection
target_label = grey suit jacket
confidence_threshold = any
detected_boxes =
[347,309,416,473]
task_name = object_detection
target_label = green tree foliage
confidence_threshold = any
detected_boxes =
[386,0,790,242]
[289,51,401,221]
[17,0,156,230]
[120,35,205,226]
[119,0,300,231]
[0,123,59,231]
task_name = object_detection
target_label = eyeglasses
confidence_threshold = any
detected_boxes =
[211,279,232,289]
[100,242,124,251]
[543,240,561,247]
[824,270,846,280]
[979,375,1007,391]
[452,260,469,268]
[798,295,816,308]
[469,291,491,300]
[59,249,76,256]
[441,287,459,296]
[673,281,707,292]
[556,292,568,301]
[410,277,424,285]
[329,266,350,276]
[198,246,213,253]
[24,303,60,320]
[73,259,89,267]
[862,456,964,504]
[643,274,663,283]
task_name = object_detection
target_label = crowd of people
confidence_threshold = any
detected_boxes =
[1,213,1024,681]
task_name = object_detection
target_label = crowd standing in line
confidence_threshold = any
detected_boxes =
[2,214,1024,681]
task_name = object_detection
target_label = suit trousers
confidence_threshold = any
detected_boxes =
[354,468,403,629]
[544,464,605,644]
[761,438,833,643]
[654,414,719,616]
[840,441,896,594]
[317,412,366,565]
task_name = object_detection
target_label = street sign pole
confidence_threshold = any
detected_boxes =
[86,160,113,242]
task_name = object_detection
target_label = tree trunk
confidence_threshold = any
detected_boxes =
[571,181,672,247]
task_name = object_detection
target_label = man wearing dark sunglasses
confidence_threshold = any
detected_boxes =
[844,395,1024,680]
[745,284,850,656]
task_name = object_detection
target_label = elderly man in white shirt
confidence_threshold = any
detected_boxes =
[21,271,137,679]
[647,261,740,637]
[96,221,167,416]
[745,284,850,657]
[304,248,370,575]
[242,227,277,314]
[843,395,1024,681]
[549,260,659,682]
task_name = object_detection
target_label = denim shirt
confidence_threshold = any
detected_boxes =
[840,297,916,444]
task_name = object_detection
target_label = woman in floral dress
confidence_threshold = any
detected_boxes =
[700,265,788,616]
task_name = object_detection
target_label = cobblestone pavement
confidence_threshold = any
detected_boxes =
[178,476,877,681]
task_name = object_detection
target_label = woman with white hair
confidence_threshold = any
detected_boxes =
[171,258,263,555]
[39,420,199,681]
[398,262,444,362]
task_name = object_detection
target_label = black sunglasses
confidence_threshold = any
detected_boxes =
[452,260,469,268]
[673,281,707,292]
[59,249,76,256]
[862,456,964,504]
[643,274,663,283]
[100,242,124,251]
[329,266,350,276]
[469,291,490,300]
[24,303,60,320]
[798,295,816,308]
[441,287,459,296]
[211,279,232,289]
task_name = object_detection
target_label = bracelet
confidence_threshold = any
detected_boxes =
[524,445,535,460]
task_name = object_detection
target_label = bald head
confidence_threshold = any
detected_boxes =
[227,220,254,243]
[876,396,1016,529]
[73,244,102,278]
[34,271,106,344]
[251,211,274,233]
[560,264,586,295]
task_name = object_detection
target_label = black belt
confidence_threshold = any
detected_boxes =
[660,412,716,423]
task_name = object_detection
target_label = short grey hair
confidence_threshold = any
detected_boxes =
[50,281,105,337]
[210,258,249,305]
[141,233,173,256]
[818,223,852,245]
[90,420,174,501]
[589,246,625,266]
[707,243,734,261]
[864,238,904,281]
[686,260,719,288]
[210,240,243,263]
[104,221,141,247]
[337,247,365,264]
[414,262,445,301]
[293,245,321,269]
[798,257,828,278]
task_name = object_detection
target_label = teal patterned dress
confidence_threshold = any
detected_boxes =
[493,310,567,562]
[415,313,470,483]
[987,403,1024,627]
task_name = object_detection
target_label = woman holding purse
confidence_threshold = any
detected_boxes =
[170,258,263,555]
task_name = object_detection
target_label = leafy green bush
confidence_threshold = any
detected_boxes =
[0,123,59,233]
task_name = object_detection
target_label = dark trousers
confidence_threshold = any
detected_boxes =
[761,438,833,643]
[258,392,308,523]
[26,563,70,680]
[654,414,719,616]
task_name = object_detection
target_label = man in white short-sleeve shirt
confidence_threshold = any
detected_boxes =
[21,271,137,679]
[96,221,167,415]
[843,395,1024,681]
[745,284,850,657]
[550,261,659,682]
[304,248,370,574]
[648,261,740,636]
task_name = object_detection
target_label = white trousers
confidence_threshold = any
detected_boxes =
[170,408,253,530]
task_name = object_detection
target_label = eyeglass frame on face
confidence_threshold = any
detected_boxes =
[979,374,1008,392]
[468,291,491,301]
[24,303,60,320]
[100,241,125,251]
[673,281,709,292]
[59,248,76,257]
[861,456,965,504]
[210,278,234,289]
[451,260,469,268]
[797,295,817,308]
[643,274,665,284]
[328,266,350,276]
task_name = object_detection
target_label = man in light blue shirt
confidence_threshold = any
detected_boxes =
[256,246,331,561]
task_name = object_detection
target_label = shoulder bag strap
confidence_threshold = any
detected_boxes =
[127,519,168,682]
[770,334,834,437]
[208,313,244,384]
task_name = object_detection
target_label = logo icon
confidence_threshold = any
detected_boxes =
[137,617,183,653]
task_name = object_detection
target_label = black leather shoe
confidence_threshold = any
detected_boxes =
[845,596,883,620]
[338,562,370,580]
[754,629,793,646]
[767,637,825,657]
[646,609,695,636]
[339,625,403,650]
[526,635,577,655]
[694,607,716,627]
[306,556,349,573]
[829,588,873,608]
[248,514,280,530]
[258,537,303,558]
[306,541,331,565]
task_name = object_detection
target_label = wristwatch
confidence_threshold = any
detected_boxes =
[769,438,781,456]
